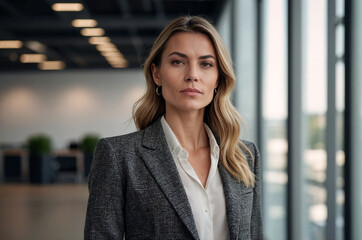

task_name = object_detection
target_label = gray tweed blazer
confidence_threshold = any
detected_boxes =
[84,119,263,240]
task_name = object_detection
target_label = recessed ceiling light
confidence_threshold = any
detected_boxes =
[80,28,105,36]
[72,19,98,28]
[52,3,84,12]
[110,61,129,68]
[111,65,127,69]
[100,51,124,58]
[38,61,66,70]
[105,56,125,62]
[20,54,47,63]
[96,43,117,52]
[88,37,111,45]
[0,40,23,49]
[106,57,128,66]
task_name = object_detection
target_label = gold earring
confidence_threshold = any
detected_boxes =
[156,86,162,96]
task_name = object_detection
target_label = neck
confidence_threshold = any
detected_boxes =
[164,110,209,151]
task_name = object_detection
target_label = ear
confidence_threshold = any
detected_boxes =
[151,63,161,86]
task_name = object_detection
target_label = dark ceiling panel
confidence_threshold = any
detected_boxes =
[0,0,227,71]
[10,0,54,16]
[86,0,121,15]
[0,6,12,16]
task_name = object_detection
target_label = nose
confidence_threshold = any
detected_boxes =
[184,64,199,82]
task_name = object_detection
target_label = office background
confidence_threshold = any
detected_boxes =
[0,0,361,239]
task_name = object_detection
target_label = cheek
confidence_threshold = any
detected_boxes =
[206,88,215,102]
[203,69,218,86]
[204,82,217,101]
[160,79,179,99]
[160,69,177,84]
[162,81,179,94]
[160,73,183,92]
[208,76,219,91]
[207,77,218,98]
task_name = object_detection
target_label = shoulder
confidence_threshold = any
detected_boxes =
[94,130,145,159]
[95,118,164,155]
[240,140,259,156]
[103,130,143,147]
[93,119,166,164]
[91,130,143,161]
[241,140,259,156]
[240,140,260,172]
[89,130,146,183]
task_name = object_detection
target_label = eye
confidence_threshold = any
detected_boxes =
[200,62,213,68]
[171,60,184,65]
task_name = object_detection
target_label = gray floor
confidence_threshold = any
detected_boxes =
[0,184,88,240]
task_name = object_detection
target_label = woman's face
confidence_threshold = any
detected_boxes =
[151,32,219,115]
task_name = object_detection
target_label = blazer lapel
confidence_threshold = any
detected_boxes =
[138,120,200,240]
[219,164,251,240]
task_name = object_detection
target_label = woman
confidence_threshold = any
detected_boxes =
[85,16,262,240]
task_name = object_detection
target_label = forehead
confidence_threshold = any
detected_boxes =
[162,32,216,56]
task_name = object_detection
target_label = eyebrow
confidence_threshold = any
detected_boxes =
[167,51,216,60]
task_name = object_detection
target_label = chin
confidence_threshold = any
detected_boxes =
[165,97,213,112]
[177,103,210,112]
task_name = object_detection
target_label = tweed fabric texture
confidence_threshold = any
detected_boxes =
[84,119,263,240]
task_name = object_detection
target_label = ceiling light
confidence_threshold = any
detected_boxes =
[96,43,117,52]
[88,37,111,45]
[52,3,84,12]
[112,65,127,69]
[105,56,125,62]
[106,57,128,65]
[72,19,98,28]
[110,61,128,68]
[38,61,66,70]
[20,54,47,63]
[0,40,23,49]
[80,28,105,36]
[100,51,124,58]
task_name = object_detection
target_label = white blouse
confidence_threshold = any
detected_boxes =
[161,116,229,240]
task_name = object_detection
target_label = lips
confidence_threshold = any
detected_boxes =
[180,88,202,93]
[180,88,202,97]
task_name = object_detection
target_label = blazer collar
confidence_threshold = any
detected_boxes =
[138,119,249,240]
[218,163,253,240]
[138,119,200,240]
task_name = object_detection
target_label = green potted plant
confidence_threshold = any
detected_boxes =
[27,134,56,183]
[80,134,100,177]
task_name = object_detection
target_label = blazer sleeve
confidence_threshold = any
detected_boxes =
[84,138,125,240]
[250,142,263,240]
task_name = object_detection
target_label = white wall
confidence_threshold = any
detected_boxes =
[0,69,145,149]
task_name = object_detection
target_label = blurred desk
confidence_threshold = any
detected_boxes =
[52,150,84,183]
[2,149,28,182]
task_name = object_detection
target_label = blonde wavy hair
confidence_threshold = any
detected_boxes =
[133,16,255,187]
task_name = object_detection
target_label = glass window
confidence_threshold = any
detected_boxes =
[302,0,328,239]
[233,0,258,142]
[335,60,345,240]
[261,0,288,239]
[351,0,362,239]
[335,1,345,240]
